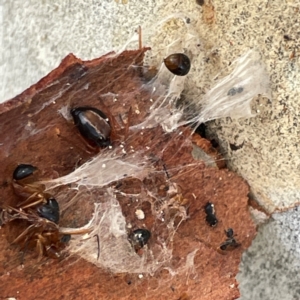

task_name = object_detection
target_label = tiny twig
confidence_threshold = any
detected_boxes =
[163,163,170,179]
[138,26,142,49]
[94,234,100,260]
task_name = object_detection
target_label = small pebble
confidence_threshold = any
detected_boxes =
[135,209,145,220]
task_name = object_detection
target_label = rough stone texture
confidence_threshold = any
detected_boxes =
[238,207,300,300]
[1,1,300,299]
[0,49,256,299]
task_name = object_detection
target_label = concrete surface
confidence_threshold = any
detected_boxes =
[1,0,300,299]
[238,207,300,300]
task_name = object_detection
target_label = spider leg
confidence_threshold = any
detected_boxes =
[36,236,44,261]
[59,227,92,235]
[12,181,34,199]
[12,224,37,244]
[17,192,46,209]
[13,181,44,199]
[21,197,49,210]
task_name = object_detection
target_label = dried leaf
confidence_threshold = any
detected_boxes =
[0,48,255,300]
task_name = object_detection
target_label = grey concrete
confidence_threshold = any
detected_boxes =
[238,208,300,300]
[0,0,158,101]
[1,0,300,299]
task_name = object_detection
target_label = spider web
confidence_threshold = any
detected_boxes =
[33,16,270,275]
[1,14,268,282]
